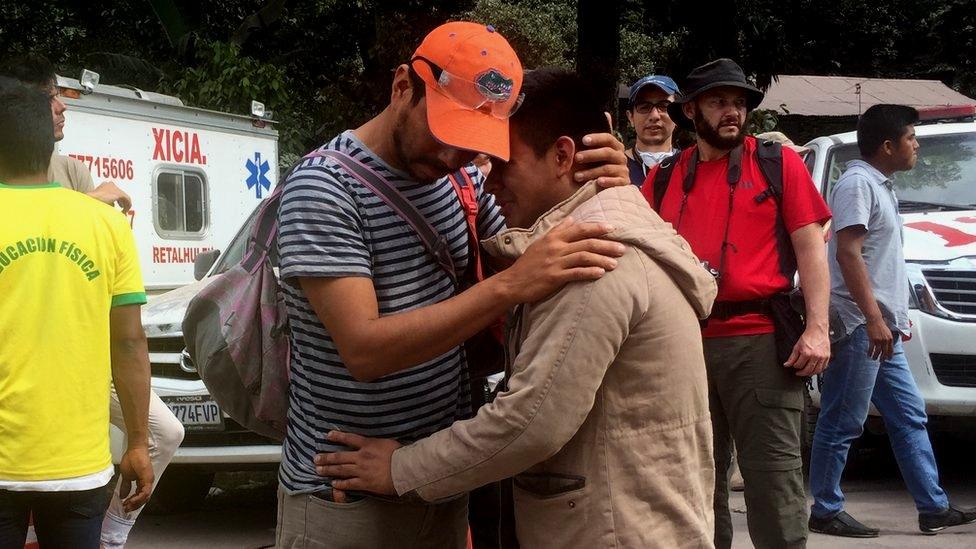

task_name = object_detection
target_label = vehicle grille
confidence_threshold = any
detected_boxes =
[181,417,280,448]
[151,362,199,381]
[922,270,976,315]
[148,335,198,380]
[148,335,187,354]
[929,354,976,388]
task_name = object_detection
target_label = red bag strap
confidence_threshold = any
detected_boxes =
[450,169,506,345]
[448,169,484,282]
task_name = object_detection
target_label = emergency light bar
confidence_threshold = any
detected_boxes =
[916,105,976,124]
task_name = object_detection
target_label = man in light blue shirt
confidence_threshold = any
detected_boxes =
[809,104,976,538]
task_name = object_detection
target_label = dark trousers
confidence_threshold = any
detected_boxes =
[0,487,108,549]
[467,376,508,549]
[704,333,808,549]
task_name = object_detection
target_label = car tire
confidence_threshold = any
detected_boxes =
[144,468,215,515]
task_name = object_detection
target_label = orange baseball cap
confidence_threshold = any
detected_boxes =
[410,22,523,161]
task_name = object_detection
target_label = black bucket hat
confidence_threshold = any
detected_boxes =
[668,58,764,130]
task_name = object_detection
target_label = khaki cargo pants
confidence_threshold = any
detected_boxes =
[276,485,467,549]
[704,333,808,549]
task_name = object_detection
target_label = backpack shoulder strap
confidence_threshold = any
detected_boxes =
[319,151,458,286]
[753,139,798,283]
[448,168,484,282]
[652,151,682,211]
[242,150,329,273]
[756,140,784,204]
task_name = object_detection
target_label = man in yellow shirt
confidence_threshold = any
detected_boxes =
[0,83,153,548]
[3,57,186,548]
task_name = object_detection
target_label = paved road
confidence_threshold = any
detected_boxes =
[128,472,277,548]
[733,435,976,548]
[129,437,976,548]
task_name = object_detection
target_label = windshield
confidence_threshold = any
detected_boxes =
[825,131,976,211]
[209,206,261,276]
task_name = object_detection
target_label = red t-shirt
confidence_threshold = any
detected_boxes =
[641,137,831,338]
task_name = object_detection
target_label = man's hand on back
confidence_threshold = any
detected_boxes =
[88,181,132,212]
[315,431,401,498]
[494,217,626,304]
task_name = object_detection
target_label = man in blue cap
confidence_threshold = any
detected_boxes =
[625,74,680,188]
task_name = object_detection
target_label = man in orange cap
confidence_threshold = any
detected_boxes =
[274,21,631,548]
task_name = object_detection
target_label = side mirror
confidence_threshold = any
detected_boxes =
[194,249,221,280]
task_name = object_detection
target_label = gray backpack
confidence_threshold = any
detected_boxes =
[181,151,328,441]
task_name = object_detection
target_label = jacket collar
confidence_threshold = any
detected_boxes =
[847,159,893,189]
[484,182,600,260]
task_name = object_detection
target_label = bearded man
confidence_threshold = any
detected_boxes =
[641,58,833,549]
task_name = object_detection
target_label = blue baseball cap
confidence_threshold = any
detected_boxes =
[628,75,680,106]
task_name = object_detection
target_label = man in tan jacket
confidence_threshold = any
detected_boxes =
[316,68,718,548]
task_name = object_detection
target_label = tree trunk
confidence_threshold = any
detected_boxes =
[577,0,621,124]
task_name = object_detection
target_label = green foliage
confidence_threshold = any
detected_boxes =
[165,40,304,168]
[0,0,87,59]
[618,30,659,83]
[461,0,576,69]
[747,109,780,135]
[168,41,285,115]
[4,0,976,166]
[0,1,87,62]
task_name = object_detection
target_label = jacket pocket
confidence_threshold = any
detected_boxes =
[749,388,804,471]
[513,473,585,499]
[514,475,590,548]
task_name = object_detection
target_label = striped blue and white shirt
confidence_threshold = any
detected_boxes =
[277,130,506,494]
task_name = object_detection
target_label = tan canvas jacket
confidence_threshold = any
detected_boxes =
[392,183,717,548]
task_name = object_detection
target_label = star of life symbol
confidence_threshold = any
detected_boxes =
[246,152,272,199]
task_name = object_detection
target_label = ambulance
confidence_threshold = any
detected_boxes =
[55,69,279,293]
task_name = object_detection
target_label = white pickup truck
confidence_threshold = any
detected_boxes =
[804,117,976,435]
[130,207,278,511]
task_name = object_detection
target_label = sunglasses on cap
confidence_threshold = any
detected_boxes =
[411,56,525,120]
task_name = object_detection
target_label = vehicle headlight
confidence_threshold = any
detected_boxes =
[907,263,944,316]
[908,266,921,310]
[907,263,955,319]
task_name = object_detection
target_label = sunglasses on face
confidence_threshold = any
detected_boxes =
[633,101,671,115]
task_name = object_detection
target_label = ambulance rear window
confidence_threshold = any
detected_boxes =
[154,169,209,238]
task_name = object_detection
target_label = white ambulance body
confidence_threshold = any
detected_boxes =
[54,74,278,292]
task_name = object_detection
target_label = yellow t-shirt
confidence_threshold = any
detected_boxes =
[0,182,146,481]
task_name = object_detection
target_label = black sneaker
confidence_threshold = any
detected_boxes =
[919,504,976,534]
[809,511,880,538]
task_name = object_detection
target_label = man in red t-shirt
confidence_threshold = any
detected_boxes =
[642,59,832,549]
